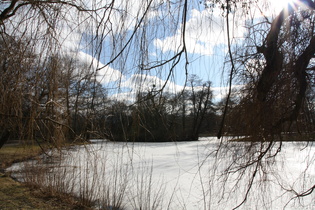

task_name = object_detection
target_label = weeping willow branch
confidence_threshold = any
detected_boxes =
[217,0,236,139]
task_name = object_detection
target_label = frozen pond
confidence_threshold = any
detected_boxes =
[8,137,315,209]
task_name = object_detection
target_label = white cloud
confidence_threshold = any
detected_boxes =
[112,74,238,103]
[154,8,246,56]
[110,91,136,103]
[97,75,167,102]
[121,74,184,93]
[211,85,245,103]
[106,74,185,102]
[85,0,162,36]
[74,51,125,84]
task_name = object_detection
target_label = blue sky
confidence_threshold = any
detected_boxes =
[82,0,284,102]
[2,0,287,102]
[96,1,245,101]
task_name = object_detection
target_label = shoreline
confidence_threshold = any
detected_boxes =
[0,142,90,209]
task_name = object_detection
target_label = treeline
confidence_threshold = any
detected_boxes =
[0,35,106,147]
[105,80,218,142]
[2,35,315,147]
[0,35,221,146]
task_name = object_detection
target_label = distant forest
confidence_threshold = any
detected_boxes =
[0,39,220,144]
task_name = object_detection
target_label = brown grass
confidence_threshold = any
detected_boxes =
[0,144,44,169]
[0,172,81,209]
[0,143,87,210]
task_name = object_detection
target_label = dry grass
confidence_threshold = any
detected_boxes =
[0,143,87,210]
[0,172,80,209]
[0,144,44,169]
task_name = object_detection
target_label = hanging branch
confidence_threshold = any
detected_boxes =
[217,0,236,139]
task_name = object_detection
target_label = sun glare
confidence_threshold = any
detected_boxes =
[270,0,296,11]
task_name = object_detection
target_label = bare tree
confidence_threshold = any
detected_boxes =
[212,0,315,208]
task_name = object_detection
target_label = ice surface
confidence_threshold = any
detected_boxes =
[7,137,315,209]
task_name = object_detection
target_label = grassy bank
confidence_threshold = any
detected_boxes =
[0,143,87,210]
[0,172,78,209]
[0,144,44,169]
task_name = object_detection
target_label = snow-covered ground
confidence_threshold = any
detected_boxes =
[8,137,315,209]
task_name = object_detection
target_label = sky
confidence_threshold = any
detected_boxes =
[71,0,287,102]
[2,0,293,102]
